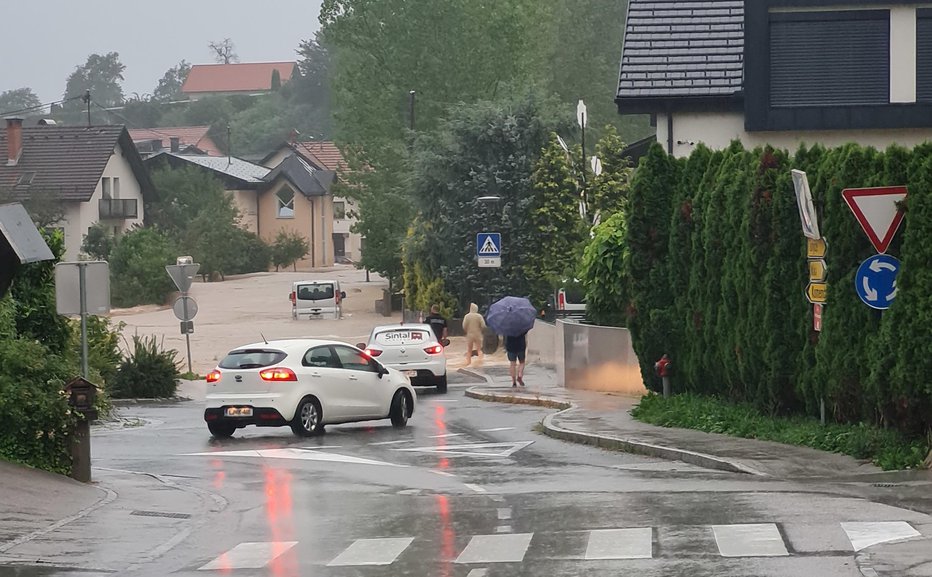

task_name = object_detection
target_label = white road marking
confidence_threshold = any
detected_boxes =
[497,508,512,520]
[495,525,513,533]
[584,528,653,560]
[429,433,464,438]
[467,569,489,577]
[368,439,415,446]
[299,445,342,450]
[199,541,297,570]
[479,427,515,432]
[394,441,534,458]
[711,524,788,557]
[187,448,404,467]
[428,470,456,477]
[455,533,533,564]
[327,537,415,566]
[842,522,921,551]
[464,483,487,493]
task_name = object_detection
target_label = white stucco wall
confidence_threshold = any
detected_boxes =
[890,6,918,103]
[63,143,145,260]
[657,112,932,159]
[232,190,258,232]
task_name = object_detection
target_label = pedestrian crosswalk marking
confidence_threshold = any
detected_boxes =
[585,528,653,560]
[455,533,533,564]
[327,537,414,566]
[203,522,925,569]
[198,541,296,571]
[711,524,788,557]
[841,521,921,551]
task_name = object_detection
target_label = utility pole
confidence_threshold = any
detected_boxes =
[226,125,232,166]
[399,90,416,323]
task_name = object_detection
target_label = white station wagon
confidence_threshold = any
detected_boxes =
[204,339,416,438]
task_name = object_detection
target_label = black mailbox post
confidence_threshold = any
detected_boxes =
[64,377,99,482]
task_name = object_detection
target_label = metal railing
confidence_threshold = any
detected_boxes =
[98,198,138,219]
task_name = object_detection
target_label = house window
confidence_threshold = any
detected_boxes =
[277,187,295,218]
[112,177,120,199]
[16,172,36,186]
[769,11,889,107]
[333,201,345,220]
[101,177,111,199]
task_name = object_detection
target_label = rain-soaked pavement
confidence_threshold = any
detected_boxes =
[2,374,930,577]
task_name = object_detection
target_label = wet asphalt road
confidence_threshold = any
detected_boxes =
[5,378,930,577]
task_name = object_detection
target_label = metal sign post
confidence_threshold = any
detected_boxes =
[166,259,200,374]
[55,261,111,379]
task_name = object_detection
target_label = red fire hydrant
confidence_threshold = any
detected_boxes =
[654,354,672,398]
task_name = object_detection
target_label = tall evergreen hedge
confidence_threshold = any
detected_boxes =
[587,141,931,437]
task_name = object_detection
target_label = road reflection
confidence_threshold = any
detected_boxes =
[435,494,456,576]
[264,465,297,576]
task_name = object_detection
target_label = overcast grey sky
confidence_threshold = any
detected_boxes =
[0,0,323,105]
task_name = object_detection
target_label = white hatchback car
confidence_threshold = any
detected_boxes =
[204,339,416,438]
[358,324,449,393]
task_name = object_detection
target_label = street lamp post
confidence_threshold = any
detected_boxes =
[577,100,588,184]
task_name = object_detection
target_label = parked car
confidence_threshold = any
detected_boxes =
[290,280,346,320]
[357,323,449,393]
[204,339,416,438]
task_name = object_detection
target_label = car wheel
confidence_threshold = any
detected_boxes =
[436,374,448,394]
[390,390,411,428]
[291,397,324,437]
[208,422,236,438]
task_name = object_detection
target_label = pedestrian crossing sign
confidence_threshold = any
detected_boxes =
[476,232,501,258]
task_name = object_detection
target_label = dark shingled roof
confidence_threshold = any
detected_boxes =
[617,0,744,101]
[263,154,336,197]
[0,125,153,202]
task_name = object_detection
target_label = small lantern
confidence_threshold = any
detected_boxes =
[64,377,99,419]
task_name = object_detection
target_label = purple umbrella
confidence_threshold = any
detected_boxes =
[486,296,537,337]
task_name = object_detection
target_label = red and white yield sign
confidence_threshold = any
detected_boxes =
[841,186,907,253]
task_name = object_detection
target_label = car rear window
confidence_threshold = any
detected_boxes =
[219,349,287,369]
[296,283,335,301]
[562,287,587,304]
[374,329,429,346]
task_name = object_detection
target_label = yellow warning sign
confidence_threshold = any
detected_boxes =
[809,259,827,283]
[807,238,827,259]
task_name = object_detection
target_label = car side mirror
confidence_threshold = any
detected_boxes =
[441,338,451,347]
[377,364,388,378]
[341,291,347,299]
[356,342,366,350]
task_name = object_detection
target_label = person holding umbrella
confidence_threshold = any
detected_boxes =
[505,331,528,387]
[485,296,538,388]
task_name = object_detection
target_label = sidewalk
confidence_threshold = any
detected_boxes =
[460,362,932,576]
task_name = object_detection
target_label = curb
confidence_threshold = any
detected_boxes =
[111,396,192,406]
[457,367,493,385]
[465,387,766,476]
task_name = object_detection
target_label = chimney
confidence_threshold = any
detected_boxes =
[170,137,180,153]
[6,118,23,166]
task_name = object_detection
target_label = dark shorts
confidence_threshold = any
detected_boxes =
[507,350,526,363]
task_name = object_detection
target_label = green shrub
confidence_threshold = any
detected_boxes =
[111,335,181,399]
[271,230,309,271]
[109,227,178,307]
[632,393,929,471]
[0,338,76,475]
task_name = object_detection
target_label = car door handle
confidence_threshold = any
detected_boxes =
[311,372,322,378]
[348,375,358,381]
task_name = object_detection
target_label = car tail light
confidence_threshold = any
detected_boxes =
[206,370,222,383]
[365,348,383,357]
[259,367,297,382]
[289,291,296,304]
[424,344,443,355]
[557,290,566,310]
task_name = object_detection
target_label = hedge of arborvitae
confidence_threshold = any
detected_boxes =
[586,141,932,437]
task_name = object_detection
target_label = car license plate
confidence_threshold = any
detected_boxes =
[404,370,418,377]
[225,407,253,417]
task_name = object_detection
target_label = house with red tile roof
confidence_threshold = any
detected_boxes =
[129,126,223,157]
[261,139,360,264]
[0,118,153,260]
[181,62,298,100]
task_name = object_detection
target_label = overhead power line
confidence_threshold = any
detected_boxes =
[0,95,84,118]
